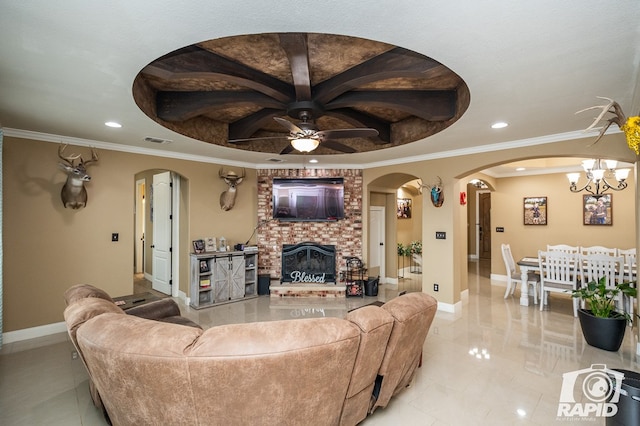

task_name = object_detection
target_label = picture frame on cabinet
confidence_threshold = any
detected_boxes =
[199,260,210,273]
[192,239,205,253]
[205,237,217,252]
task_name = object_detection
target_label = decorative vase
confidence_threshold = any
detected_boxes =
[577,309,627,352]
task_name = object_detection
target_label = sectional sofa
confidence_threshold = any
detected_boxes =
[64,284,437,425]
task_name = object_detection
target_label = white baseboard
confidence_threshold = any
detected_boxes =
[437,300,462,315]
[3,321,67,344]
[490,274,508,287]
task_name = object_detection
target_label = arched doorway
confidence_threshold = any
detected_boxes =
[133,169,188,297]
[368,172,422,294]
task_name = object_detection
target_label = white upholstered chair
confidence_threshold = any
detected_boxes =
[538,250,579,316]
[501,243,539,304]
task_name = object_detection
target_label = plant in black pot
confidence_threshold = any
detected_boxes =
[571,277,637,351]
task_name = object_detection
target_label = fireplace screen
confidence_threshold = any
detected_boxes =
[281,242,336,283]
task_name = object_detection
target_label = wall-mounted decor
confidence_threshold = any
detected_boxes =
[397,198,412,219]
[57,143,99,209]
[523,196,547,225]
[421,176,444,207]
[583,194,612,226]
[218,168,245,211]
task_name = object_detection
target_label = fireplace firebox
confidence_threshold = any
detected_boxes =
[281,242,336,284]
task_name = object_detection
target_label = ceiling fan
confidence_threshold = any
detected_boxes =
[228,110,379,154]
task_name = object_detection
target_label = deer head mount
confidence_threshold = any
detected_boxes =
[219,168,245,211]
[58,144,98,209]
[421,176,444,207]
[576,96,640,155]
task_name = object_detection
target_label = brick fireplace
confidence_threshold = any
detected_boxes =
[256,168,362,296]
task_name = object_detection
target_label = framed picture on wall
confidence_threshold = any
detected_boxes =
[583,194,612,226]
[523,196,547,225]
[397,198,412,219]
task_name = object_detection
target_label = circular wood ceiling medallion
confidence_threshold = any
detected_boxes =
[133,33,470,155]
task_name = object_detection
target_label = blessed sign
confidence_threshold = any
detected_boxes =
[289,271,326,283]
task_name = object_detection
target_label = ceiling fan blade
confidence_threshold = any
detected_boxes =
[273,117,303,134]
[228,135,289,144]
[321,140,357,153]
[317,128,379,140]
[279,144,295,155]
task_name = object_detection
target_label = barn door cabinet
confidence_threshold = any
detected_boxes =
[190,250,258,309]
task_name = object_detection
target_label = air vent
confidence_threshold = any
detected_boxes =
[144,136,172,144]
[267,158,284,162]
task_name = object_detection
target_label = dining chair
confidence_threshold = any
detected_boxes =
[617,248,636,283]
[546,244,579,254]
[538,250,579,316]
[615,248,636,319]
[580,245,617,256]
[501,243,539,304]
[580,253,625,313]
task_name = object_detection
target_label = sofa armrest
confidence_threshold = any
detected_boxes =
[125,298,180,320]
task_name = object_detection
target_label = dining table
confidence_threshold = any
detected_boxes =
[516,257,540,306]
[516,254,637,307]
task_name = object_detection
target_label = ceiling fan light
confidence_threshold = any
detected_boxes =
[291,138,319,153]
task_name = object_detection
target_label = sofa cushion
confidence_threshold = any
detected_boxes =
[373,292,437,410]
[64,297,125,343]
[64,283,114,305]
[341,305,394,425]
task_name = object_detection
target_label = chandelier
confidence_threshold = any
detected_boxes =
[566,159,630,196]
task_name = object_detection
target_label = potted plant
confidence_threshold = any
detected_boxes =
[571,277,637,351]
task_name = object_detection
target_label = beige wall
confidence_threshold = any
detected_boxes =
[363,133,637,306]
[490,171,635,275]
[4,132,639,332]
[3,137,256,331]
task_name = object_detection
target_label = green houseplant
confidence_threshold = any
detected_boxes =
[571,277,637,351]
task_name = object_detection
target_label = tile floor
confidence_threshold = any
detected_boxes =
[1,261,639,425]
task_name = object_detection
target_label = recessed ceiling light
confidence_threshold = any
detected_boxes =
[309,159,318,163]
[491,122,508,129]
[516,167,526,171]
[105,121,122,128]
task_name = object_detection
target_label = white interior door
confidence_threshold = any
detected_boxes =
[369,206,385,279]
[135,179,145,274]
[152,171,172,295]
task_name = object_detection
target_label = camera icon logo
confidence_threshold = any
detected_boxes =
[557,364,624,418]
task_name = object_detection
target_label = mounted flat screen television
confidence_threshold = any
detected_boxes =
[272,177,345,221]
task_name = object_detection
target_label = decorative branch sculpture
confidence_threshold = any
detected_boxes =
[576,96,640,154]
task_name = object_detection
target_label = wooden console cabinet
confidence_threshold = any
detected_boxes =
[190,249,258,309]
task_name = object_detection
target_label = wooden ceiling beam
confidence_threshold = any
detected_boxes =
[146,46,294,103]
[157,91,285,122]
[279,33,312,102]
[313,47,443,104]
[228,108,284,140]
[326,90,456,121]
